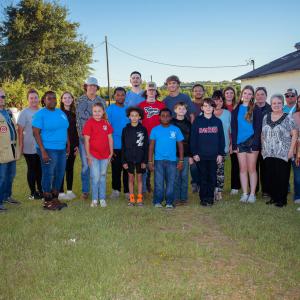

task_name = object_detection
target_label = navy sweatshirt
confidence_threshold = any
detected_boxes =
[190,114,225,160]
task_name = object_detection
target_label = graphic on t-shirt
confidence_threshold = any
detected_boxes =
[136,131,145,146]
[199,126,218,134]
[144,106,160,118]
[170,131,176,139]
[0,125,7,133]
[103,125,107,131]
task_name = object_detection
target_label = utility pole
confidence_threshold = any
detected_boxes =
[105,36,111,105]
[150,75,153,81]
[251,59,255,70]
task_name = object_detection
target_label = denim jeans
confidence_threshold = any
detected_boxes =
[79,139,90,193]
[37,148,66,193]
[292,160,300,201]
[153,160,177,205]
[0,161,16,205]
[190,162,200,185]
[90,156,109,200]
[174,157,189,201]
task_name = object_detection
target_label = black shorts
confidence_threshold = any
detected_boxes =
[127,162,146,174]
[237,136,254,153]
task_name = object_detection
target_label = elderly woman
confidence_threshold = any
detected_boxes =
[261,94,297,207]
[32,91,69,210]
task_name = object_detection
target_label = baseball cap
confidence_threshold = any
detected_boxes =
[146,82,157,90]
[284,88,298,96]
[85,76,99,87]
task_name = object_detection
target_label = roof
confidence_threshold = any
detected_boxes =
[234,50,300,80]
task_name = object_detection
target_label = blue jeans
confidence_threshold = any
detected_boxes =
[174,157,189,201]
[37,148,66,193]
[0,161,16,205]
[190,162,200,185]
[292,160,300,201]
[153,160,177,205]
[90,156,109,200]
[79,139,90,193]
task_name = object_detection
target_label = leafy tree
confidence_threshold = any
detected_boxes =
[0,0,93,90]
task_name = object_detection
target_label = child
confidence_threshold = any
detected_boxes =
[107,87,129,200]
[148,108,184,208]
[191,98,225,206]
[121,107,148,206]
[172,102,192,206]
[82,103,113,208]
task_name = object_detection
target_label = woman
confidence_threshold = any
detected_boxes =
[58,92,79,200]
[213,90,231,201]
[292,95,300,205]
[255,87,271,197]
[32,91,69,210]
[262,94,297,207]
[223,86,240,195]
[18,89,43,200]
[231,85,262,203]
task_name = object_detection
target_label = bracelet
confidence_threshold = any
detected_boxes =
[148,161,153,164]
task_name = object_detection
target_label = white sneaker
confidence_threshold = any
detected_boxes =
[230,189,239,195]
[90,200,98,207]
[240,194,249,203]
[297,207,300,211]
[125,193,130,200]
[247,194,256,203]
[110,189,120,199]
[100,199,107,207]
[294,199,300,204]
[154,203,163,208]
[66,191,76,200]
[58,193,68,200]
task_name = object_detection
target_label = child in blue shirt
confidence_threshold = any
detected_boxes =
[148,108,184,208]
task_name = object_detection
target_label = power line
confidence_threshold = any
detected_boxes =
[108,42,251,69]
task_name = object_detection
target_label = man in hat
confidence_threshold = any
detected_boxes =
[76,76,106,200]
[283,88,298,114]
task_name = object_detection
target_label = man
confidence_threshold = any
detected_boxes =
[283,88,298,114]
[124,71,145,107]
[163,75,195,123]
[76,77,106,200]
[0,89,21,212]
[192,84,205,117]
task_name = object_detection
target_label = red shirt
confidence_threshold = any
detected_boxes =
[139,100,166,136]
[82,118,113,159]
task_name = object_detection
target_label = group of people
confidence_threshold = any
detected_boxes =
[1,72,300,211]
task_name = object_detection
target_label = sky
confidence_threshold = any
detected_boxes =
[2,0,300,87]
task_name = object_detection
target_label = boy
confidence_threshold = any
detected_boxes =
[172,102,192,206]
[148,108,184,208]
[121,107,148,206]
[190,98,225,206]
[107,87,129,200]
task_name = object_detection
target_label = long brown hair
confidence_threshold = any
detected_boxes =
[60,91,76,113]
[93,103,108,121]
[223,86,236,108]
[238,85,255,122]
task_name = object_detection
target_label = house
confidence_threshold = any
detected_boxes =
[234,43,300,99]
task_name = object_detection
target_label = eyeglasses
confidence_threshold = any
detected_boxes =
[0,95,6,99]
[286,95,296,98]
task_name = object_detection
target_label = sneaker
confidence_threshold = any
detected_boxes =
[294,199,300,204]
[230,189,239,195]
[240,194,249,203]
[125,193,130,201]
[29,191,43,200]
[262,193,270,198]
[66,191,76,200]
[90,200,98,208]
[0,205,7,212]
[110,189,120,199]
[4,197,20,205]
[99,199,107,207]
[28,194,35,200]
[154,203,163,208]
[81,192,89,200]
[297,207,300,211]
[137,202,144,207]
[165,204,174,209]
[128,202,135,207]
[191,183,198,193]
[58,193,69,200]
[43,200,66,211]
[247,194,256,203]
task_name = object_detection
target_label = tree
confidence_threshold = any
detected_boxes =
[0,0,93,90]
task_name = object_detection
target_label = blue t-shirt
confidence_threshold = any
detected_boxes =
[125,90,145,107]
[237,105,254,144]
[32,108,69,150]
[150,124,184,161]
[106,104,129,149]
[216,109,231,153]
[283,104,296,114]
[163,93,196,117]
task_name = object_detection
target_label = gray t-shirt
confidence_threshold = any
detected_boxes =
[163,93,196,117]
[17,108,40,154]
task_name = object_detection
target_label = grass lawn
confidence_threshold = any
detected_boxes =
[1,158,300,299]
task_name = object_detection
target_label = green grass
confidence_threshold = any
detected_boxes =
[1,158,300,299]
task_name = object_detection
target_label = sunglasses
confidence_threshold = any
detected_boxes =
[286,95,296,98]
[0,95,6,99]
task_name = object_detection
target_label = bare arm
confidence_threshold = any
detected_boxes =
[177,141,184,170]
[289,129,298,159]
[33,127,49,163]
[148,140,155,171]
[18,125,24,153]
[84,135,92,166]
[108,134,114,159]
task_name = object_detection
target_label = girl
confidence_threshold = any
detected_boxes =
[18,89,43,200]
[83,103,113,208]
[231,85,262,203]
[212,90,231,201]
[223,86,240,195]
[58,92,79,200]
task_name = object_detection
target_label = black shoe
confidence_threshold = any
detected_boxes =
[262,193,270,198]
[200,202,208,207]
[266,199,275,205]
[4,197,20,205]
[275,203,286,208]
